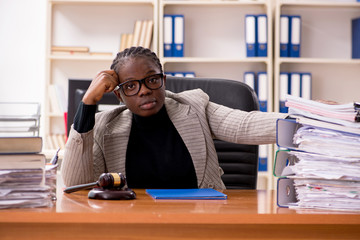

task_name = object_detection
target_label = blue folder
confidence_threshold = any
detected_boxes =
[245,15,257,57]
[280,15,290,57]
[146,188,227,200]
[172,14,184,57]
[300,73,312,100]
[163,15,173,57]
[257,72,268,112]
[243,71,256,91]
[257,14,268,57]
[258,145,268,172]
[279,72,289,113]
[352,17,360,59]
[289,15,301,58]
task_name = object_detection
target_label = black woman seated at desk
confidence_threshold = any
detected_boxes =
[61,46,286,190]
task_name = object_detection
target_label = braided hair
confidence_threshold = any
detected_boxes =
[110,46,163,75]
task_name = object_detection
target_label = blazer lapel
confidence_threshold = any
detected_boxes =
[103,110,132,175]
[165,98,207,186]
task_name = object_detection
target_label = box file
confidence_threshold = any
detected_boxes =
[163,15,173,57]
[243,72,256,91]
[276,178,297,208]
[273,150,298,208]
[172,14,184,57]
[352,17,360,59]
[280,15,289,57]
[300,73,312,100]
[289,16,301,57]
[279,72,289,113]
[257,14,267,57]
[257,72,268,112]
[245,15,257,57]
[165,72,195,77]
[276,118,360,151]
[289,73,301,97]
[258,144,268,171]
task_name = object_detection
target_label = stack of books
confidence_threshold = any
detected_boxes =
[274,95,360,212]
[0,103,57,208]
[119,19,154,51]
[0,136,54,209]
[51,46,113,57]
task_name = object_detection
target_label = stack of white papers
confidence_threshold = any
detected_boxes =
[287,151,360,181]
[0,158,53,209]
[286,95,360,128]
[293,179,360,211]
[281,95,360,212]
[293,126,360,158]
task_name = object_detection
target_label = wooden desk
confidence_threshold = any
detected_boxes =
[0,189,359,240]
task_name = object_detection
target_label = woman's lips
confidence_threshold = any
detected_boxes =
[139,100,157,110]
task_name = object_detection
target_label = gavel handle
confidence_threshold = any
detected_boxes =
[64,182,99,193]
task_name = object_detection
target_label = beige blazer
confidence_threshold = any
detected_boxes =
[62,89,285,189]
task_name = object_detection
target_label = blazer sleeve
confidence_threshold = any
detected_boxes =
[61,126,105,187]
[206,100,287,145]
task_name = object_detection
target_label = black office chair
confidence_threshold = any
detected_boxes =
[67,76,259,189]
[166,76,259,189]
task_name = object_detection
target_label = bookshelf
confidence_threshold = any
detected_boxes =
[274,0,360,107]
[44,0,158,158]
[158,0,274,190]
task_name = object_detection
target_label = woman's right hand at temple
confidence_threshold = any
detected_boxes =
[82,70,119,105]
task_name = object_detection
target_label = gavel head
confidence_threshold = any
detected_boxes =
[98,173,126,189]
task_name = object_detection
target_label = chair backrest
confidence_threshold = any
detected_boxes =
[165,76,259,189]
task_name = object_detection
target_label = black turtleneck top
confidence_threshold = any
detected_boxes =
[73,102,198,189]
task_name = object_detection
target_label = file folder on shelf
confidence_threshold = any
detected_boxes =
[300,73,312,100]
[279,72,289,113]
[257,72,268,112]
[243,72,256,91]
[289,73,301,97]
[172,14,184,57]
[257,14,267,57]
[163,15,173,57]
[183,72,195,78]
[289,16,301,58]
[280,15,289,57]
[245,15,257,57]
[352,17,360,59]
[258,144,268,172]
[165,72,195,77]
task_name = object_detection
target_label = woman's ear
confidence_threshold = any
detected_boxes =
[163,74,166,86]
[113,90,123,103]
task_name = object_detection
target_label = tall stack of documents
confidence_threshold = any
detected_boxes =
[0,103,54,209]
[274,95,360,212]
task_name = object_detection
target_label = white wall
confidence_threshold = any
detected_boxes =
[0,0,46,105]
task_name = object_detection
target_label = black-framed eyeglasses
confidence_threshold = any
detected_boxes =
[116,73,164,97]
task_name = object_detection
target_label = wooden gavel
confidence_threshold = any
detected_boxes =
[64,173,126,193]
